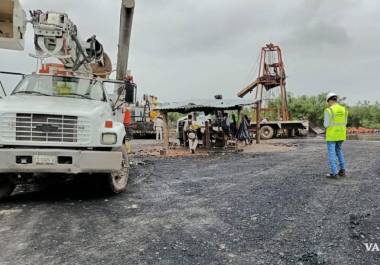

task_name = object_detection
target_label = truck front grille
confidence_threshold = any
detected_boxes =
[0,113,91,144]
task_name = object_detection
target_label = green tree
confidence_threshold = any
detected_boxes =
[285,93,380,128]
[287,93,327,126]
[348,102,380,128]
[168,112,185,123]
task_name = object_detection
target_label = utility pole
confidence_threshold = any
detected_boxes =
[116,0,135,81]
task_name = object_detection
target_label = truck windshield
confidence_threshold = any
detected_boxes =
[11,75,105,101]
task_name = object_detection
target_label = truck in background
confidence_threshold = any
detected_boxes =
[125,94,159,139]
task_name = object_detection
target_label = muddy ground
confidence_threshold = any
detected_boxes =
[0,139,379,265]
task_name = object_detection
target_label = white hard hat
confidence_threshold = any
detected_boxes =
[326,92,338,102]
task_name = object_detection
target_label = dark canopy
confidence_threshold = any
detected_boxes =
[155,98,258,113]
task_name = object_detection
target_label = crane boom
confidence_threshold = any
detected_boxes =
[30,10,112,76]
[0,0,112,77]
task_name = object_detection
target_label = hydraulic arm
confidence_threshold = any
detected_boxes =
[0,0,112,76]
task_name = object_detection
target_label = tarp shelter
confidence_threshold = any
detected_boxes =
[156,98,257,113]
[154,98,260,147]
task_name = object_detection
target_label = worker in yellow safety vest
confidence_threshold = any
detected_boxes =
[324,92,348,178]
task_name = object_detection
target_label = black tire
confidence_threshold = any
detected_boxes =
[105,146,129,194]
[260,125,274,140]
[0,177,16,201]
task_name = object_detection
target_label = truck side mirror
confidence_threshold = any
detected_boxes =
[0,0,26,50]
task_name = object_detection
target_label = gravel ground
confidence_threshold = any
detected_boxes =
[0,139,379,265]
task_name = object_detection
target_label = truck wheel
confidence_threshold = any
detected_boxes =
[260,125,274,140]
[106,146,129,194]
[0,177,15,200]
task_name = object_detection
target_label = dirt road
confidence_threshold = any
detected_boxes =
[0,139,379,265]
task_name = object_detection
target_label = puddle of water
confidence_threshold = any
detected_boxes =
[347,134,380,141]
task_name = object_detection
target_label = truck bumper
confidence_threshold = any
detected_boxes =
[0,148,122,174]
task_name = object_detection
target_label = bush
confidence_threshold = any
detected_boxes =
[287,94,380,128]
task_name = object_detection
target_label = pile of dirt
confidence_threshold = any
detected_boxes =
[131,139,298,157]
[137,147,209,157]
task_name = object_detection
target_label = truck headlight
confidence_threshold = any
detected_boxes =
[102,133,117,145]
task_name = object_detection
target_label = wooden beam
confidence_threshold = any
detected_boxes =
[237,79,259,98]
[162,112,169,148]
[256,101,261,144]
[204,121,211,148]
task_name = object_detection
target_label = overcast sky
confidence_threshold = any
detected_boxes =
[1,0,379,104]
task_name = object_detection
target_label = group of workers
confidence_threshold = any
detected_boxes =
[154,113,206,153]
[182,112,233,153]
[154,111,241,153]
[152,92,348,177]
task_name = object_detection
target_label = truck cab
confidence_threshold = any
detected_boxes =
[0,72,129,199]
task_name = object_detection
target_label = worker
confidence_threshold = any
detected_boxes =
[123,107,133,140]
[222,113,231,134]
[324,92,348,178]
[184,114,202,153]
[230,114,238,137]
[154,116,164,142]
[187,120,201,154]
[123,75,136,103]
[123,107,132,126]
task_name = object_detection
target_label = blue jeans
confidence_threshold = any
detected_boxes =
[327,141,346,175]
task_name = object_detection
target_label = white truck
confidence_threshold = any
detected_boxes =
[0,0,134,199]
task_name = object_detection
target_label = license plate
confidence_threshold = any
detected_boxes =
[34,155,57,165]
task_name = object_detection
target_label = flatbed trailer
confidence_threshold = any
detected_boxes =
[249,120,309,139]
